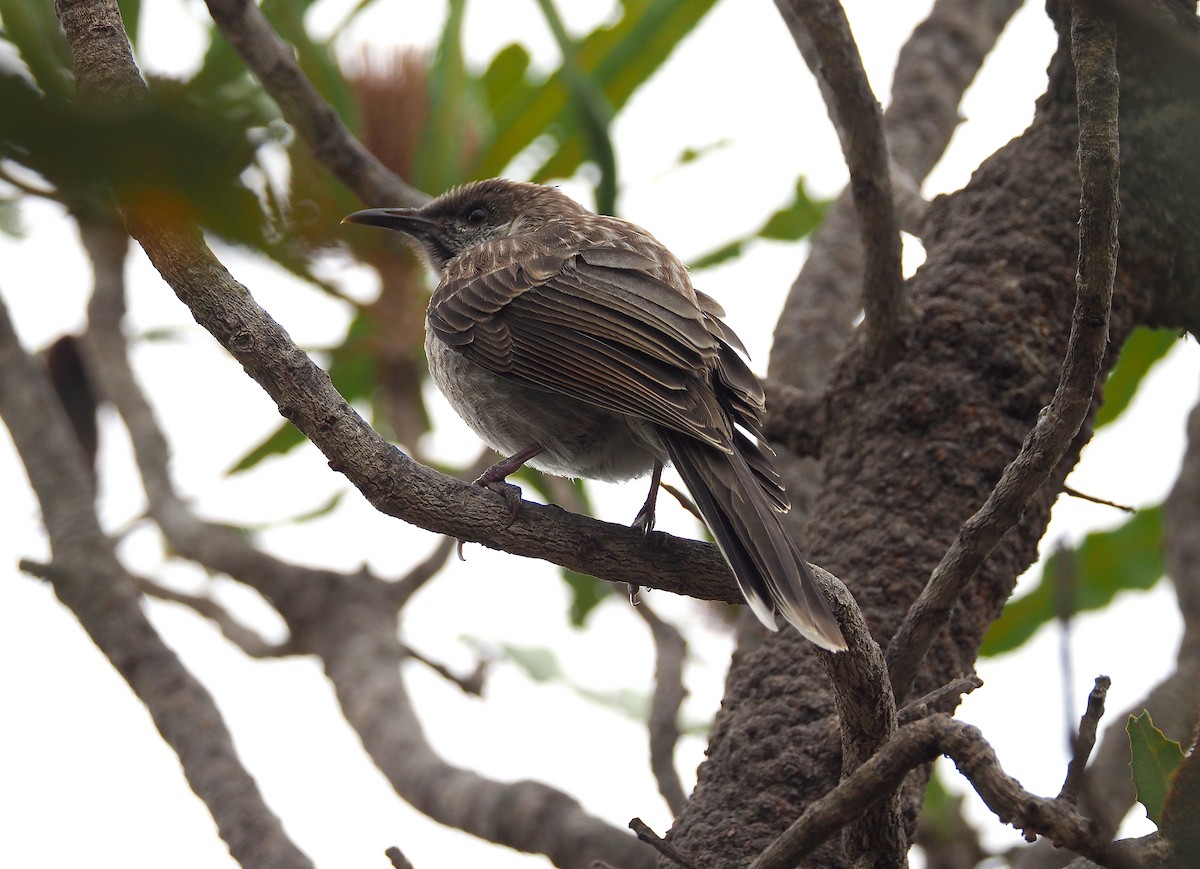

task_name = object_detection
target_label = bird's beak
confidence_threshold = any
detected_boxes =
[341,208,434,233]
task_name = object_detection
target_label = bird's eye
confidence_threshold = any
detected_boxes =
[466,207,487,225]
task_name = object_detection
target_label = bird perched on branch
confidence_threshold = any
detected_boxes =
[344,178,845,651]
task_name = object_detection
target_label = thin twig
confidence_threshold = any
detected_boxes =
[202,0,425,208]
[885,1,1121,703]
[384,845,415,869]
[632,601,689,815]
[1063,484,1135,512]
[781,0,912,370]
[897,674,983,725]
[134,574,297,658]
[1059,675,1112,805]
[389,535,457,608]
[399,641,487,696]
[629,818,698,869]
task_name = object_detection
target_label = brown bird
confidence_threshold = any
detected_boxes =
[344,179,845,651]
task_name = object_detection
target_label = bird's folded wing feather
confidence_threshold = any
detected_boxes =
[429,243,745,448]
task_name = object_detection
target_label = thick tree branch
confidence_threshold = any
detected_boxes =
[202,0,426,208]
[885,3,1120,702]
[780,0,911,370]
[0,295,314,869]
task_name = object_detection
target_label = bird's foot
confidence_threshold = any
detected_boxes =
[631,503,656,539]
[630,461,664,541]
[627,583,642,606]
[475,479,524,529]
[473,442,545,529]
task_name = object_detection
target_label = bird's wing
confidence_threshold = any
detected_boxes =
[429,242,739,447]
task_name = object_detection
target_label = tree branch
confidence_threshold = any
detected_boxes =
[780,0,911,370]
[0,293,314,869]
[885,1,1121,702]
[202,0,426,208]
[56,4,658,865]
[632,602,689,816]
[1058,675,1111,805]
[770,0,1023,386]
[749,714,1147,869]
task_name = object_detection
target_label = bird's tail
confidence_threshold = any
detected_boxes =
[663,433,846,651]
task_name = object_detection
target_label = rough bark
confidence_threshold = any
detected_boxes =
[665,2,1200,865]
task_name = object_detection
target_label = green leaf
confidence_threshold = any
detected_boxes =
[533,0,617,213]
[472,0,719,182]
[246,491,347,528]
[480,44,534,122]
[981,507,1165,656]
[562,568,612,627]
[262,0,361,131]
[412,0,472,192]
[675,139,731,167]
[227,420,307,474]
[689,178,828,271]
[1095,328,1180,430]
[116,0,141,47]
[500,643,563,683]
[1128,710,1185,826]
[758,177,827,241]
[0,0,74,100]
[0,197,23,237]
[688,240,744,271]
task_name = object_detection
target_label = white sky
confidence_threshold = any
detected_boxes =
[0,1,1193,867]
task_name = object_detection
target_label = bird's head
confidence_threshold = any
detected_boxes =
[342,178,587,270]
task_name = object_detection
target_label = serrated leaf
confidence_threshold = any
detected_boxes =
[1095,328,1180,430]
[562,568,612,627]
[1128,710,1185,826]
[980,506,1165,657]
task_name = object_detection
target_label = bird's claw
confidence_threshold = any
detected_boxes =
[631,505,656,541]
[476,478,523,528]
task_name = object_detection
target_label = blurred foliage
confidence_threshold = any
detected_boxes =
[980,507,1164,657]
[1128,710,1185,827]
[690,177,829,270]
[1094,328,1181,430]
[466,637,710,733]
